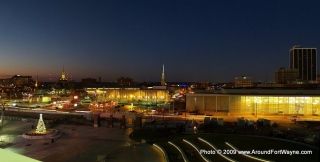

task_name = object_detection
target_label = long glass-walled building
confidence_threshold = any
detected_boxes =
[186,89,320,117]
[86,87,170,104]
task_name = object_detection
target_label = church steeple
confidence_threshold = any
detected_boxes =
[161,64,166,86]
[35,73,38,88]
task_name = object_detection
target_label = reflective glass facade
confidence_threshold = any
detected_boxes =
[186,94,320,116]
[86,88,170,104]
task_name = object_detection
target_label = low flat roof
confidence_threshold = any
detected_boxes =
[190,88,320,96]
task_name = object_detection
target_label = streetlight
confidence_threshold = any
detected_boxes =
[0,106,3,129]
[172,100,175,115]
[0,96,5,129]
[194,97,197,111]
[169,99,175,114]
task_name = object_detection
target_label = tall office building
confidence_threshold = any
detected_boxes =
[275,67,298,84]
[289,46,317,82]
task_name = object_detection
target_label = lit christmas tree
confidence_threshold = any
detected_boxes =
[35,114,46,134]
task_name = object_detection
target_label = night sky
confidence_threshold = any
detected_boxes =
[0,0,319,82]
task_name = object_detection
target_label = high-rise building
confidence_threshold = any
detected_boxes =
[275,67,299,84]
[289,46,317,82]
[11,75,34,87]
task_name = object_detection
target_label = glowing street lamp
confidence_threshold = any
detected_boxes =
[0,97,5,129]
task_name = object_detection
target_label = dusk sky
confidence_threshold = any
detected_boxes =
[0,0,319,82]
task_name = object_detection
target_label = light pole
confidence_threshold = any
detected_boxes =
[169,99,175,114]
[0,106,3,129]
[172,101,175,114]
[0,97,5,129]
[194,97,197,112]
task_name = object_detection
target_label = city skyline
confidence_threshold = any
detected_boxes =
[0,0,320,82]
[1,1,319,162]
[0,45,317,83]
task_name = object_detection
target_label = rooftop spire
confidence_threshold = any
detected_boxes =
[59,65,67,81]
[161,64,166,86]
[35,73,38,88]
